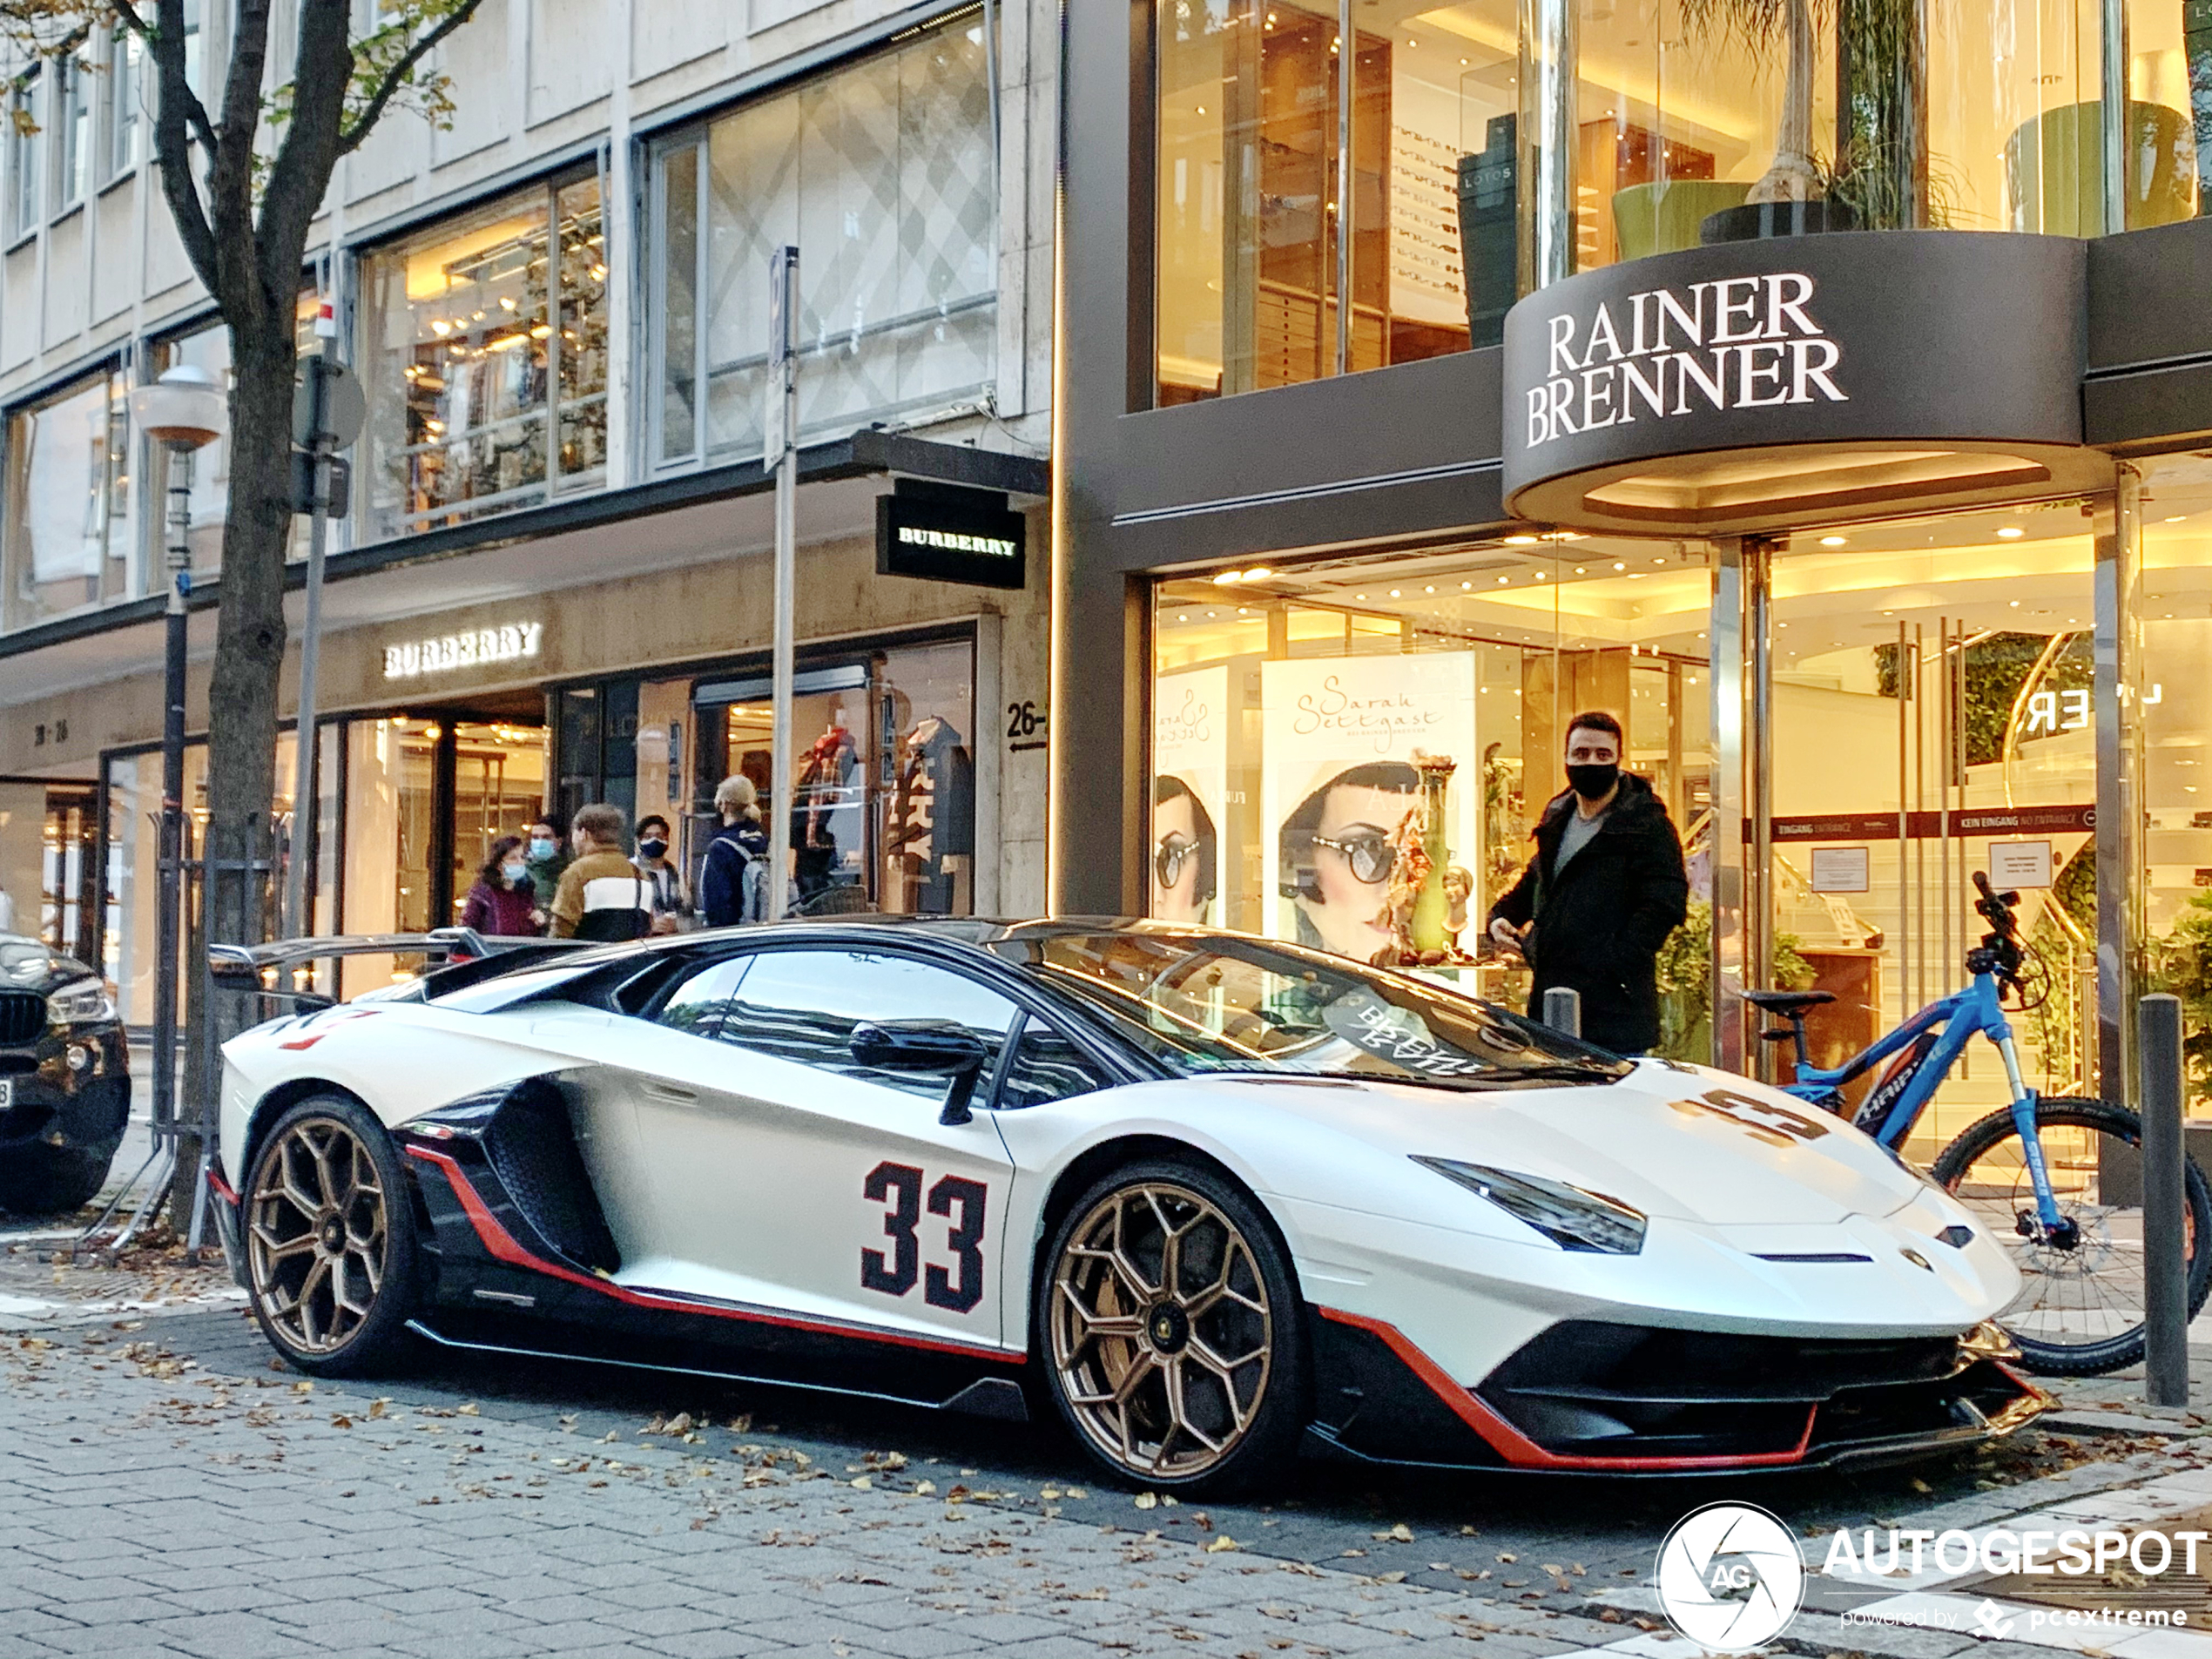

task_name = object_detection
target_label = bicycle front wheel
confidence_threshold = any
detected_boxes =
[1931,1096,2211,1376]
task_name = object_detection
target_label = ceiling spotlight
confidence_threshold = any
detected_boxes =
[1612,561,1627,570]
[1211,570,1242,585]
[1995,526,2024,539]
[1819,535,1846,547]
[1243,566,1272,581]
[1505,534,1539,545]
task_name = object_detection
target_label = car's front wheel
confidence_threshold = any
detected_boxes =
[1037,1157,1306,1494]
[243,1095,418,1376]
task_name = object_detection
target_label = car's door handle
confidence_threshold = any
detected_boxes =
[639,1082,699,1106]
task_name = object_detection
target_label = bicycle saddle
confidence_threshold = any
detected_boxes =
[1741,989,1835,1018]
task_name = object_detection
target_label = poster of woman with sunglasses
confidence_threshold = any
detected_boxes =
[1261,655,1478,963]
[1152,667,1231,924]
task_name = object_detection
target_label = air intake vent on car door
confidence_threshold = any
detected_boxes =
[0,992,46,1045]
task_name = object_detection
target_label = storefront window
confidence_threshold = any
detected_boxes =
[2139,455,2212,1121]
[1554,0,2193,276]
[686,638,979,916]
[361,173,608,540]
[1150,543,1711,1011]
[2,366,134,631]
[1764,512,2096,1156]
[1152,0,1507,402]
[647,15,996,464]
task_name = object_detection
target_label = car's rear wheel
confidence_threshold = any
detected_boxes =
[0,1145,111,1216]
[244,1096,417,1376]
[1037,1157,1306,1494]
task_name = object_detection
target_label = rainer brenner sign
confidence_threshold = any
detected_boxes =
[1522,273,1846,449]
[1499,232,2089,530]
[383,620,543,680]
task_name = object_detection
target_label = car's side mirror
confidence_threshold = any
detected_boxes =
[850,1021,992,1126]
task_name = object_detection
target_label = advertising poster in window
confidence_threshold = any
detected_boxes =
[1260,654,1477,964]
[1151,666,1230,926]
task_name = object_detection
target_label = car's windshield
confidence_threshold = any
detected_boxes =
[1006,930,1632,1087]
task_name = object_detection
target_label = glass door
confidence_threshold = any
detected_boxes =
[1763,509,2098,1161]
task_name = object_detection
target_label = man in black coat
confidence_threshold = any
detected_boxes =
[1487,710,1689,1054]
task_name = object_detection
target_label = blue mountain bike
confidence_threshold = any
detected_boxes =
[1751,871,2211,1375]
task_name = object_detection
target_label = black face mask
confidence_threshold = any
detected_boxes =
[637,838,669,860]
[1565,762,1619,802]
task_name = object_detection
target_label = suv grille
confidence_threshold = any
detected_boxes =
[0,990,46,1045]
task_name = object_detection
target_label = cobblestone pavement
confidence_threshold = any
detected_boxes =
[3,1265,2211,1659]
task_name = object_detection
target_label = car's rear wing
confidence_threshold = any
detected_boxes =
[208,930,592,1010]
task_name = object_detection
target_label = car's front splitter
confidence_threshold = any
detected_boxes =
[1308,1306,2049,1474]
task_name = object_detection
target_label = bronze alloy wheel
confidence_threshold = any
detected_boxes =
[1048,1178,1275,1480]
[248,1114,389,1355]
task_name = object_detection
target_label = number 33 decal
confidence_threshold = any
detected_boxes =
[860,1161,987,1313]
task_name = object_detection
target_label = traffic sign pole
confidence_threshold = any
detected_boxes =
[283,354,364,943]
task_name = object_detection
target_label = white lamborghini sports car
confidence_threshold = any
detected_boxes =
[208,920,2046,1493]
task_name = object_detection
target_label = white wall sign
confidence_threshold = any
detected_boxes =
[1988,840,2054,890]
[383,621,543,681]
[1810,845,1871,894]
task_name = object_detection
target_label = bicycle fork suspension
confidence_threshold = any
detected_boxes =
[1996,1033,2069,1238]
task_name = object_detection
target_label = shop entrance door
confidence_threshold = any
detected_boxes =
[1757,509,2098,1165]
[337,698,547,985]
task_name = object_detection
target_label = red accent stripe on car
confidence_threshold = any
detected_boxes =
[1317,1306,1817,1471]
[404,1144,1020,1365]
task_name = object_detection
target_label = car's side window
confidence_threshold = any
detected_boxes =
[711,949,1020,1101]
[653,956,752,1042]
[995,1018,1109,1110]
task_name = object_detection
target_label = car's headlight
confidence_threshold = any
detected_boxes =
[46,979,115,1028]
[1413,1157,1647,1254]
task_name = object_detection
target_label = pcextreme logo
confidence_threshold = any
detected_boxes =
[1655,1502,1806,1652]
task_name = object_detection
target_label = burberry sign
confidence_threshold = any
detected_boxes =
[1524,272,1846,448]
[383,621,543,680]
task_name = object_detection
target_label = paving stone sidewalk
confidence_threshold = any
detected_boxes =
[0,1319,1660,1659]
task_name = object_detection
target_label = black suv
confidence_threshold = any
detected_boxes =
[0,934,130,1214]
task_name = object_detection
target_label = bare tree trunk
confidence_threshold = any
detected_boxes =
[170,320,299,1220]
[1749,0,1821,203]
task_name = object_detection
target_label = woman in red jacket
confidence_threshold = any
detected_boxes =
[459,835,540,937]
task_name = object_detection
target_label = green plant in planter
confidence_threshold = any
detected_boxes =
[2149,887,2212,1111]
[1654,901,1815,1062]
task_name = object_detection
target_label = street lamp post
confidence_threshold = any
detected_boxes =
[128,367,226,1212]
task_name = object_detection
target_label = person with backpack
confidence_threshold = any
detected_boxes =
[699,775,773,927]
[550,803,655,941]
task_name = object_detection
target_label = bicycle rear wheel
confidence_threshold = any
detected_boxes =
[1931,1096,2211,1376]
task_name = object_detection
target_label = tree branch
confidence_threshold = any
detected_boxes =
[206,0,274,257]
[145,0,221,297]
[338,0,485,155]
[255,0,349,300]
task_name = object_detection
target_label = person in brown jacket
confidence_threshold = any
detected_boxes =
[550,803,654,941]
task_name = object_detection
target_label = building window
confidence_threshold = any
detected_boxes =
[107,27,142,179]
[55,49,90,211]
[646,14,997,466]
[1,366,134,632]
[6,64,40,240]
[1151,0,1498,404]
[358,172,607,540]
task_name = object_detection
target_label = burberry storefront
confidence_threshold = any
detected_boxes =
[1051,0,2212,1155]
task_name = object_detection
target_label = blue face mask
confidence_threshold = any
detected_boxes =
[502,862,528,884]
[527,837,555,860]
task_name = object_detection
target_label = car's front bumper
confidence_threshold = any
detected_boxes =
[1307,1305,2049,1474]
[0,1026,130,1156]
